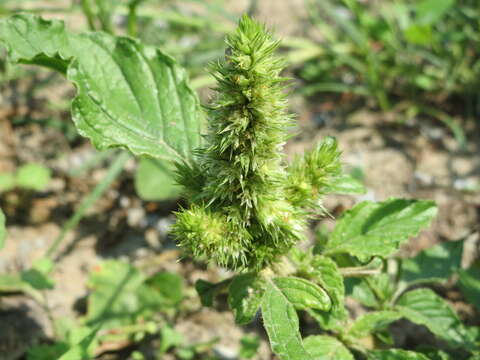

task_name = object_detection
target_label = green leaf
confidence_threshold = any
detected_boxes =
[416,0,455,25]
[347,274,395,310]
[326,174,366,195]
[466,326,480,342]
[0,273,44,304]
[273,277,331,312]
[458,265,480,312]
[0,274,22,292]
[303,335,353,360]
[401,240,463,285]
[311,256,345,314]
[0,15,71,68]
[0,172,15,192]
[306,256,347,331]
[348,311,402,339]
[239,334,261,359]
[261,280,313,360]
[0,14,202,163]
[135,157,181,200]
[27,326,100,360]
[228,273,265,325]
[416,348,452,360]
[16,163,51,191]
[159,324,184,354]
[27,343,69,360]
[0,208,5,249]
[369,349,430,360]
[86,260,144,324]
[146,271,184,306]
[54,317,79,341]
[404,24,433,45]
[325,199,437,259]
[58,326,99,360]
[20,258,55,290]
[195,279,221,307]
[346,278,378,308]
[32,257,55,274]
[86,260,162,329]
[396,288,471,347]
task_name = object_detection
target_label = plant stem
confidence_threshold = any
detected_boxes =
[81,0,97,31]
[96,0,114,34]
[270,256,297,277]
[420,104,466,148]
[45,151,130,259]
[41,291,58,338]
[364,276,386,310]
[340,267,382,277]
[127,0,141,37]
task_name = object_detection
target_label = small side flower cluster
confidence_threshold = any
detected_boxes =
[172,15,340,271]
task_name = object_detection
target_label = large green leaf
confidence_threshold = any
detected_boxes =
[303,335,353,360]
[369,349,430,360]
[0,208,5,249]
[228,273,265,325]
[401,240,463,285]
[273,277,331,312]
[261,280,313,360]
[0,15,71,69]
[396,288,472,347]
[325,199,437,259]
[0,14,202,163]
[458,266,480,312]
[134,157,181,201]
[347,311,402,339]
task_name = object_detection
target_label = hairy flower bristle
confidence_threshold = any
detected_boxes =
[172,15,340,271]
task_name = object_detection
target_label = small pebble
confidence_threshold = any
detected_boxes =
[127,207,147,227]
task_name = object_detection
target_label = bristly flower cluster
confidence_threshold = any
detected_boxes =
[172,15,341,271]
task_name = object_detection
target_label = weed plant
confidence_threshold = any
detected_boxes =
[0,10,478,360]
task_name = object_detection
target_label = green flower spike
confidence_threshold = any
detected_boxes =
[172,15,340,271]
